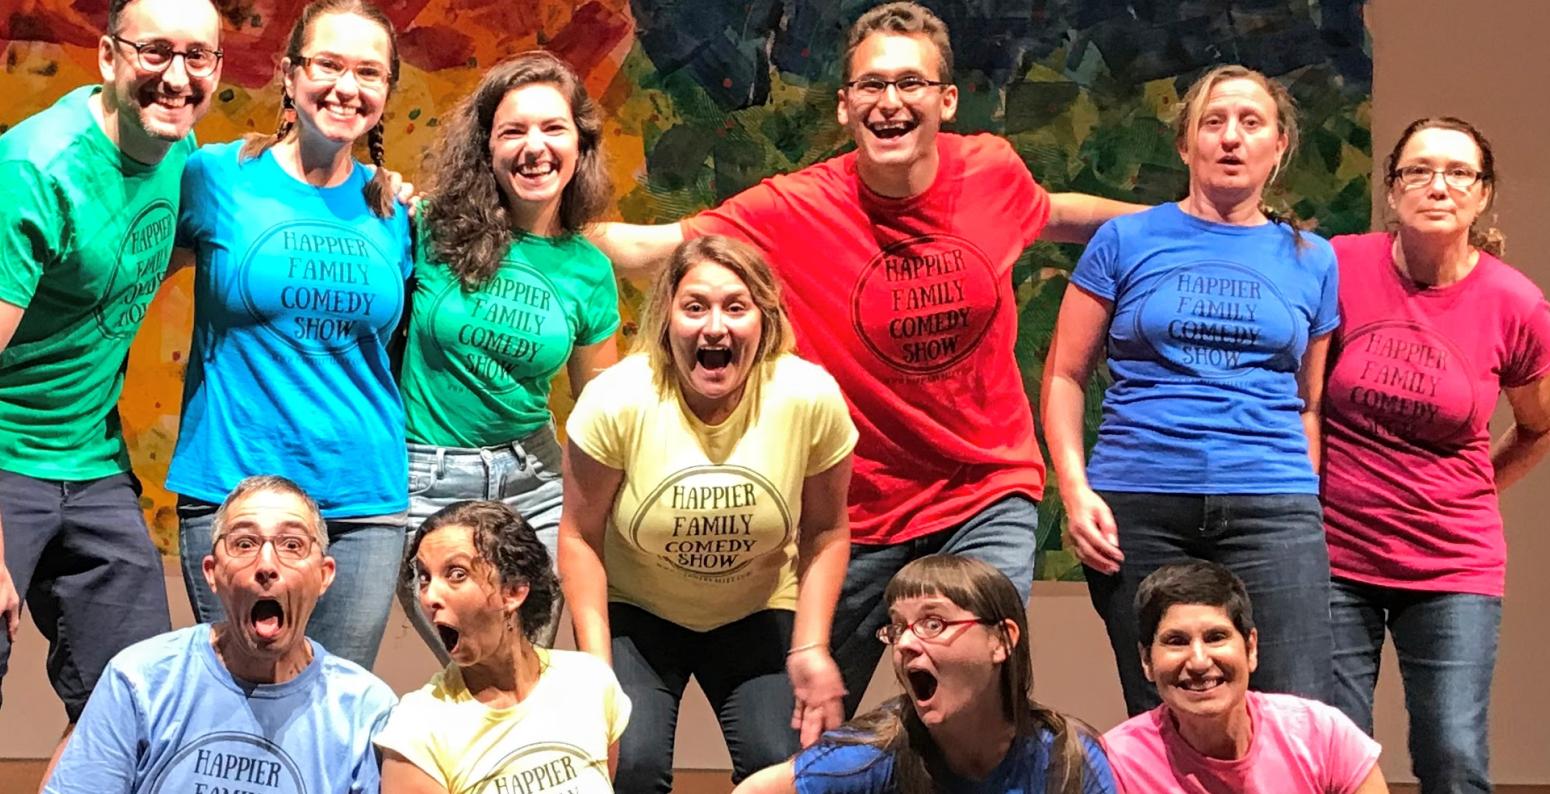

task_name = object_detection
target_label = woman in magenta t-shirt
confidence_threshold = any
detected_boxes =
[1321,117,1550,792]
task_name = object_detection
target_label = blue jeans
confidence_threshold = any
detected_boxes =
[1330,576,1499,794]
[399,424,565,657]
[178,498,404,670]
[1085,491,1333,716]
[611,603,796,792]
[830,494,1038,716]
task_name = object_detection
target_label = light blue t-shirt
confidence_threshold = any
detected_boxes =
[1070,202,1339,494]
[44,624,395,794]
[169,141,412,516]
[793,728,1116,793]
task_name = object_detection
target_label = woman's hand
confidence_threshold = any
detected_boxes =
[787,645,846,747]
[1063,485,1122,574]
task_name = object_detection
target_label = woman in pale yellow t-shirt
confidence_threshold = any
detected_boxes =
[376,500,630,793]
[560,236,857,792]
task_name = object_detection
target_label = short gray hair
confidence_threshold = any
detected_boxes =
[211,475,328,551]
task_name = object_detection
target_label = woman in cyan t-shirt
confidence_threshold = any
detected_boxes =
[396,51,620,656]
[171,0,412,669]
[559,236,856,792]
[734,555,1115,794]
[377,500,630,793]
[1322,117,1550,792]
[1042,64,1339,716]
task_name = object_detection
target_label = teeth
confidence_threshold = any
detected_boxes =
[518,163,556,177]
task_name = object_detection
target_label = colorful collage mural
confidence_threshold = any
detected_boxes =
[0,0,1371,577]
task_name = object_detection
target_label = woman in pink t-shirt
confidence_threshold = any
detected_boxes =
[1104,561,1387,794]
[1321,117,1550,792]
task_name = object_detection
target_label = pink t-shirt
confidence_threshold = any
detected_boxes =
[1104,691,1380,794]
[1322,232,1550,596]
[683,133,1051,545]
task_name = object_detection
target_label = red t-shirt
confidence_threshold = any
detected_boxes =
[683,133,1051,544]
[1322,232,1550,596]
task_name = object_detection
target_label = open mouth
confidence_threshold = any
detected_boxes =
[321,101,362,119]
[251,599,285,640]
[1217,156,1244,166]
[696,347,732,370]
[1178,677,1225,694]
[517,161,559,178]
[436,623,461,653]
[906,668,939,702]
[867,119,917,139]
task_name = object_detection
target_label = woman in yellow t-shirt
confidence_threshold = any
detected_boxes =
[559,236,858,792]
[376,500,630,793]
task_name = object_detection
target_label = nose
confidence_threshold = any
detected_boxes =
[704,308,727,338]
[160,55,192,90]
[1219,118,1242,147]
[332,67,361,96]
[1185,639,1212,670]
[419,575,445,614]
[252,541,281,585]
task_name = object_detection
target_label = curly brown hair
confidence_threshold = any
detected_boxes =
[408,500,558,644]
[420,51,611,289]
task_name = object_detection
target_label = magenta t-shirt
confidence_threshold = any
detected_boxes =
[1103,691,1380,794]
[1322,232,1550,596]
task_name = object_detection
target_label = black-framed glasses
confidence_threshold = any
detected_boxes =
[110,35,222,77]
[294,55,391,89]
[844,76,950,99]
[1393,164,1484,191]
[220,533,317,561]
[876,615,994,645]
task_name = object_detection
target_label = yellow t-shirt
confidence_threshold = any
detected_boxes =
[373,649,629,793]
[567,353,858,631]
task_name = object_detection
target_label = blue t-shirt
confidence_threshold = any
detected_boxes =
[44,624,395,794]
[1070,202,1339,494]
[793,729,1116,793]
[169,141,412,516]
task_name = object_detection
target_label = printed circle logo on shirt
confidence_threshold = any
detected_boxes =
[95,199,177,339]
[850,234,1000,375]
[1136,261,1299,378]
[627,465,793,580]
[1329,320,1478,444]
[238,220,404,355]
[478,741,610,793]
[146,731,306,794]
[423,263,573,395]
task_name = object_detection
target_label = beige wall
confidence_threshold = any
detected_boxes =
[6,0,1550,784]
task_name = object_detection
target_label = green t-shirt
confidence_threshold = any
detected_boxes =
[401,229,620,447]
[0,86,194,480]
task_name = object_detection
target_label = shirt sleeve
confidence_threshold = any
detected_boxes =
[0,160,63,309]
[1504,294,1550,388]
[1004,143,1051,248]
[371,693,447,789]
[1069,219,1122,302]
[1079,734,1120,794]
[793,743,893,794]
[1317,701,1382,794]
[576,246,622,347]
[565,364,631,469]
[1310,240,1341,337]
[681,179,782,252]
[600,661,632,744]
[42,666,142,794]
[176,148,212,249]
[803,364,859,477]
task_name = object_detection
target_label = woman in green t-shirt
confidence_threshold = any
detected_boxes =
[396,52,621,656]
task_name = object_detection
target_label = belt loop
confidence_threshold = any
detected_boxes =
[511,439,528,470]
[433,448,447,480]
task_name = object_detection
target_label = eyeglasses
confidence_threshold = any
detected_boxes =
[110,35,222,78]
[844,76,950,99]
[220,533,317,561]
[876,615,993,645]
[1393,164,1484,191]
[294,55,391,89]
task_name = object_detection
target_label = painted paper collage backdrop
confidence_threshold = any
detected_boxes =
[0,0,1370,578]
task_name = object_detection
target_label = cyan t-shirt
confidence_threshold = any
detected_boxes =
[400,227,619,448]
[44,624,395,794]
[793,728,1116,793]
[1070,202,1339,494]
[169,141,412,516]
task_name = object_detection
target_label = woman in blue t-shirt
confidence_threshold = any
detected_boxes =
[170,0,412,669]
[733,555,1114,794]
[1042,64,1339,716]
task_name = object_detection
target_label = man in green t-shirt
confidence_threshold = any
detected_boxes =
[0,0,222,763]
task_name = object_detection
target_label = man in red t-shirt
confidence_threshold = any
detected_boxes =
[591,1,1142,715]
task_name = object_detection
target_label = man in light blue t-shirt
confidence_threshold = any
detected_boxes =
[43,476,395,794]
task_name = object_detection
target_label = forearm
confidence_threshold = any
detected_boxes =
[557,527,612,662]
[1042,373,1093,494]
[1041,193,1149,244]
[1301,408,1323,473]
[585,221,683,277]
[791,526,849,650]
[1492,424,1550,491]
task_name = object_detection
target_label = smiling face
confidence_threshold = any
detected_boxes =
[202,489,334,663]
[837,32,957,177]
[283,11,393,146]
[1143,603,1258,725]
[669,261,764,420]
[888,593,1013,728]
[99,0,221,157]
[1388,126,1491,240]
[489,83,580,234]
[1182,77,1287,206]
[417,524,526,668]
